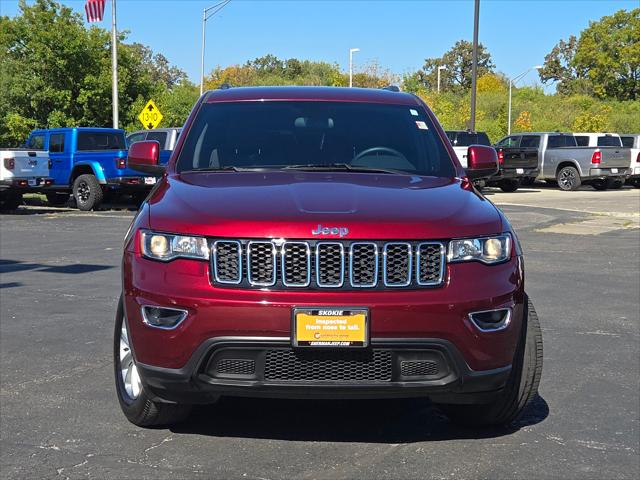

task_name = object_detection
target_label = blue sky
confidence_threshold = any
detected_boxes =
[1,0,636,91]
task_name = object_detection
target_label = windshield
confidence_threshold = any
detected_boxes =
[448,131,491,147]
[597,136,622,147]
[176,101,456,177]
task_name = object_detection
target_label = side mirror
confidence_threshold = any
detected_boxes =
[465,145,498,180]
[127,141,163,175]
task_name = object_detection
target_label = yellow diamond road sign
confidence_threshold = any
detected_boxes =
[138,100,163,129]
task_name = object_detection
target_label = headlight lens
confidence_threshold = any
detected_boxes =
[141,231,209,261]
[448,234,511,264]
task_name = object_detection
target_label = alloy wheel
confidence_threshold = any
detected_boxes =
[119,320,142,400]
[77,181,90,203]
[559,169,576,189]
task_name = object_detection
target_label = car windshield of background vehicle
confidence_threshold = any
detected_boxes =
[177,102,457,177]
[28,134,45,149]
[77,132,126,151]
[621,136,634,148]
[146,131,168,145]
[520,135,540,148]
[597,136,622,147]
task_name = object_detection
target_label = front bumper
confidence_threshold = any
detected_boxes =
[135,337,512,405]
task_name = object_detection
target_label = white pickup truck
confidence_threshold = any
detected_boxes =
[0,149,52,210]
[620,134,640,188]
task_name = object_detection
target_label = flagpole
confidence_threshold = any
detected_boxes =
[111,0,119,129]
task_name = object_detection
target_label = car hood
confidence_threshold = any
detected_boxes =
[148,172,503,239]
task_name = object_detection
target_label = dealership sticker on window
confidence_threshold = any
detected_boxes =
[415,121,429,130]
[409,109,419,116]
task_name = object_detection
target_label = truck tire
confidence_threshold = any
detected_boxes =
[73,174,104,211]
[499,179,520,192]
[114,296,192,427]
[591,180,608,191]
[437,296,543,428]
[45,192,70,207]
[557,166,581,191]
[0,193,22,211]
[521,177,535,186]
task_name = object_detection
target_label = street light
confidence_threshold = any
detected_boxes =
[437,66,447,93]
[508,65,542,135]
[200,0,231,95]
[349,48,360,88]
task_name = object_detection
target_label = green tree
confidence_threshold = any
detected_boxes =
[539,9,640,100]
[413,40,494,92]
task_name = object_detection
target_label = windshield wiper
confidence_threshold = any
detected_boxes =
[283,163,406,175]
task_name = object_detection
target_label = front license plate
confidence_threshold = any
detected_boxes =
[293,308,368,348]
[516,168,524,174]
[28,179,37,186]
[611,168,618,174]
[144,177,157,185]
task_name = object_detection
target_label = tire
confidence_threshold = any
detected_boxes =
[499,179,520,193]
[607,178,624,189]
[437,296,543,428]
[0,193,22,211]
[73,174,104,211]
[45,192,70,207]
[591,180,608,191]
[114,296,192,427]
[556,166,581,191]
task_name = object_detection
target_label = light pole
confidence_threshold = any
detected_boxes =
[469,0,480,131]
[111,0,118,128]
[349,48,360,88]
[437,66,447,93]
[200,0,231,95]
[508,65,542,135]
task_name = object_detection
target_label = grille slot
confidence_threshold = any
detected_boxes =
[211,239,445,290]
[316,242,344,287]
[400,360,439,377]
[417,242,445,285]
[281,242,311,287]
[384,243,412,287]
[264,349,392,382]
[350,242,378,287]
[216,359,256,376]
[212,240,241,284]
[247,241,276,286]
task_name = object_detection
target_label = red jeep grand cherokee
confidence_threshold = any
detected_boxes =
[115,86,542,428]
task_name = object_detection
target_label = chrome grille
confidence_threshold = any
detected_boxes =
[210,239,445,290]
[316,242,344,287]
[281,242,311,287]
[384,242,412,287]
[247,241,276,286]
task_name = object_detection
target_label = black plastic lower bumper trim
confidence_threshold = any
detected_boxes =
[136,337,512,405]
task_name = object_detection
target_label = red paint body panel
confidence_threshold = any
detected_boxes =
[123,250,523,371]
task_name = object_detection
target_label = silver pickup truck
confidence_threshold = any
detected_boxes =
[496,132,630,191]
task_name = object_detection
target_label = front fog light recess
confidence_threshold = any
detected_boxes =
[141,306,188,329]
[469,308,512,332]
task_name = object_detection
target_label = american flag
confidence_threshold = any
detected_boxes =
[85,0,106,23]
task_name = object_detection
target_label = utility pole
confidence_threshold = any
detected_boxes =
[200,1,231,95]
[437,65,447,93]
[349,48,360,88]
[469,0,480,132]
[111,0,118,129]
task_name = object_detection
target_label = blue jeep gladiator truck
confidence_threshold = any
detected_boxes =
[26,127,155,210]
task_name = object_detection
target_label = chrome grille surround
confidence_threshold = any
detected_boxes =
[210,239,446,290]
[383,242,413,287]
[212,240,242,284]
[247,241,277,287]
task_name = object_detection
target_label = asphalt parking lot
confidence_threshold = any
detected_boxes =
[1,185,639,479]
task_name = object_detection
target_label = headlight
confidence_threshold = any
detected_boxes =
[448,234,511,264]
[140,230,209,261]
